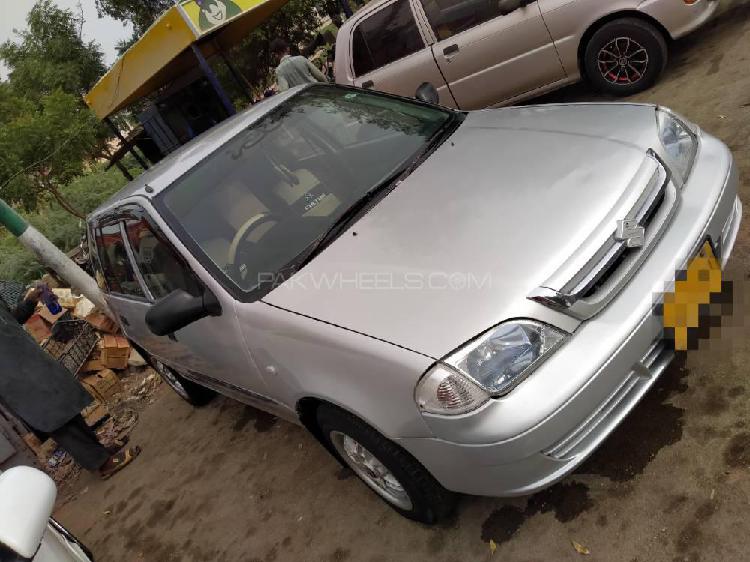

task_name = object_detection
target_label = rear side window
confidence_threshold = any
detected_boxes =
[419,0,509,40]
[94,223,144,298]
[352,0,424,76]
[124,217,201,300]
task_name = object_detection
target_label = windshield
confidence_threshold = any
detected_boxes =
[159,86,453,296]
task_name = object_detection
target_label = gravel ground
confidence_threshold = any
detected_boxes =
[56,3,750,561]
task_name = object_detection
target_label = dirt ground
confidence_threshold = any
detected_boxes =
[56,4,750,561]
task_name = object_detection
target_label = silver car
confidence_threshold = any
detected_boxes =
[334,0,720,108]
[87,85,741,524]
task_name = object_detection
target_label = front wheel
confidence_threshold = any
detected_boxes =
[583,18,668,96]
[316,404,456,524]
[152,359,215,406]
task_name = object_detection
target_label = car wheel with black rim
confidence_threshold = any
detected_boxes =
[316,403,456,524]
[152,359,216,406]
[584,18,668,96]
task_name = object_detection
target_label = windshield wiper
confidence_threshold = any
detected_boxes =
[294,166,407,270]
[293,114,462,271]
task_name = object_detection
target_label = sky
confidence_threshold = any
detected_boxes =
[0,0,133,79]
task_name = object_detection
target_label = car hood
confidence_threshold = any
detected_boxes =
[263,103,661,358]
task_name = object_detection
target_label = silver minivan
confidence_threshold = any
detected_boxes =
[334,0,719,108]
[88,84,741,524]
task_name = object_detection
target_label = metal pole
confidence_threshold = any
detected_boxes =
[0,199,115,319]
[191,44,236,116]
[216,43,253,103]
[103,117,149,171]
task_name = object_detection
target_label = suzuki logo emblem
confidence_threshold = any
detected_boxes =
[615,219,645,248]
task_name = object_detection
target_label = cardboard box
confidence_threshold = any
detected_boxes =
[81,369,123,403]
[101,335,130,370]
[51,288,80,309]
[85,312,118,335]
[24,314,51,343]
[37,304,66,325]
[81,400,108,426]
[81,357,104,373]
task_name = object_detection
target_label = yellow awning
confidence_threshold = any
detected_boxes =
[85,0,290,119]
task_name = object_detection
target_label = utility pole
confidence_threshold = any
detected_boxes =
[0,199,114,320]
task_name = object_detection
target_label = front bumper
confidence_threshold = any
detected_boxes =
[397,133,741,497]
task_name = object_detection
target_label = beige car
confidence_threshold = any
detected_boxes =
[334,0,719,108]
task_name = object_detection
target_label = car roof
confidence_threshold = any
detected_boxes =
[88,85,312,221]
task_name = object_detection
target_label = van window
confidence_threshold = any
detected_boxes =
[93,222,144,298]
[124,217,201,300]
[352,0,424,76]
[419,0,509,40]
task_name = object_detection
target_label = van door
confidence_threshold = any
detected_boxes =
[91,205,284,415]
[348,0,458,107]
[415,0,565,109]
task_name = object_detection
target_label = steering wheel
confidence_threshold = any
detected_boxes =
[227,213,280,272]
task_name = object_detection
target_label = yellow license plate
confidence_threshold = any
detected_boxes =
[662,241,722,350]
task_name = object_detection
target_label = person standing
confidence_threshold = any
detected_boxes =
[270,38,329,91]
[0,286,140,478]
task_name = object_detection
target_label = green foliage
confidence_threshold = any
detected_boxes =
[0,1,109,218]
[0,90,102,216]
[94,0,173,37]
[0,166,129,283]
[0,0,106,102]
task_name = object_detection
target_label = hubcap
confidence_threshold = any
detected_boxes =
[154,360,190,401]
[597,36,649,85]
[330,431,412,510]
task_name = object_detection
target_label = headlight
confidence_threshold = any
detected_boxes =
[656,107,698,184]
[415,320,567,415]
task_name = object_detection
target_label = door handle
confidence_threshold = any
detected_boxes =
[443,44,459,60]
[361,80,374,89]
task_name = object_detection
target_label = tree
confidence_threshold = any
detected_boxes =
[94,0,173,52]
[0,1,107,219]
[0,91,101,219]
[0,0,106,102]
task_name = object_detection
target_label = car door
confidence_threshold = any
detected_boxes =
[414,0,565,109]
[91,204,280,414]
[347,0,458,107]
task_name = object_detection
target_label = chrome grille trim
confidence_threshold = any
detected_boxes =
[529,151,677,320]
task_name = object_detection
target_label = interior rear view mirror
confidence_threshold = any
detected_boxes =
[145,288,222,336]
[415,82,440,105]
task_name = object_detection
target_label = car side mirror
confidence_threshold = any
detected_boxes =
[145,288,222,337]
[415,82,440,105]
[0,467,57,560]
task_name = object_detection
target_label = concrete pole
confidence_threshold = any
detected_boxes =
[0,199,115,320]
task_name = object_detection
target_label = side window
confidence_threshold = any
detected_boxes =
[94,223,144,298]
[420,0,509,40]
[124,217,201,300]
[352,0,424,76]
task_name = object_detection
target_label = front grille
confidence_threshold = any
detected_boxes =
[529,151,678,320]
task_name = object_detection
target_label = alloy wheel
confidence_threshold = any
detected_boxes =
[330,431,413,510]
[597,36,649,85]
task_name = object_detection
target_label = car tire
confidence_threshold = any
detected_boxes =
[583,18,668,96]
[316,403,456,524]
[151,358,216,406]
